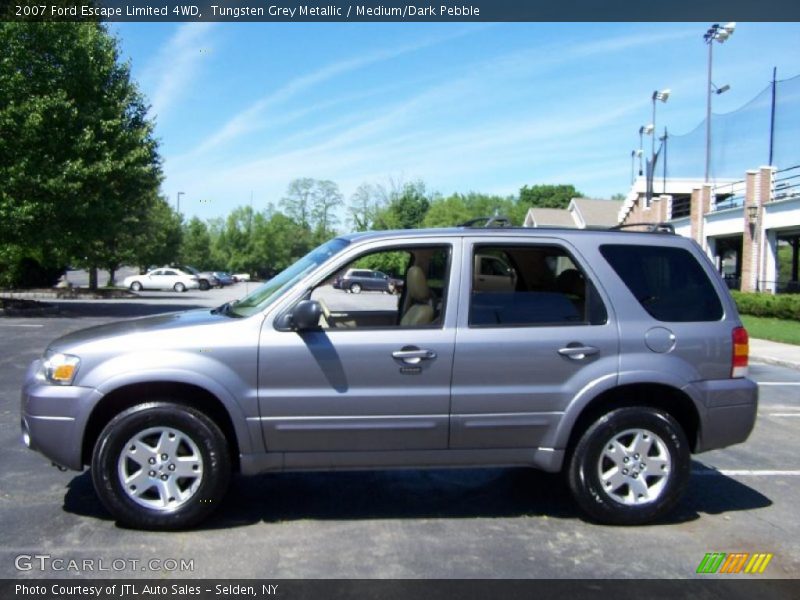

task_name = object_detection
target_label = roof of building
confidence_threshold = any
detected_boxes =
[524,207,576,227]
[570,198,625,227]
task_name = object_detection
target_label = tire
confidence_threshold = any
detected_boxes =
[130,281,143,292]
[567,407,690,525]
[174,282,186,293]
[350,283,362,294]
[198,279,210,291]
[91,402,231,530]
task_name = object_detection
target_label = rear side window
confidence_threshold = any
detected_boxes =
[600,244,723,322]
[469,244,607,327]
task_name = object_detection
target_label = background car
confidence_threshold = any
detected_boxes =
[333,268,401,294]
[180,266,219,290]
[123,268,199,292]
[212,272,235,286]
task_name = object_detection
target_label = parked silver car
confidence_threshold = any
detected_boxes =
[21,225,757,529]
[122,268,200,292]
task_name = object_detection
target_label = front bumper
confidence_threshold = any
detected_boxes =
[690,377,759,453]
[20,360,104,470]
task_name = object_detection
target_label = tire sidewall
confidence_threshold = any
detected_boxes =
[569,408,690,525]
[91,402,230,530]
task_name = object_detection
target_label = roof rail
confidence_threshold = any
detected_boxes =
[458,215,513,228]
[609,222,675,234]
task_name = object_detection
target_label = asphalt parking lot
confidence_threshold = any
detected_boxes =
[1,289,798,579]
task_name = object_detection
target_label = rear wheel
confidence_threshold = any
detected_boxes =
[130,281,143,292]
[91,402,231,530]
[567,407,690,525]
[198,279,210,291]
[174,282,186,293]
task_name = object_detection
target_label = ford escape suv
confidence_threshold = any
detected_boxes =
[21,224,757,529]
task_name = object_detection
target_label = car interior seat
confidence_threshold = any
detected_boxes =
[400,266,434,326]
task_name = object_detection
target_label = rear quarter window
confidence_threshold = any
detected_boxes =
[600,244,723,322]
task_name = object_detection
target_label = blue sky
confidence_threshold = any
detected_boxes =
[111,22,800,223]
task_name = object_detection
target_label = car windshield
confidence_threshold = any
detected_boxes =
[228,237,350,317]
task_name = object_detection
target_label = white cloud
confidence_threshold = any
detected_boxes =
[144,23,216,120]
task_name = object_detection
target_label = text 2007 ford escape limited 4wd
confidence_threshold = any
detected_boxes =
[21,224,758,529]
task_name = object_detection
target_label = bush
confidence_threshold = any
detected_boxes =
[731,291,800,320]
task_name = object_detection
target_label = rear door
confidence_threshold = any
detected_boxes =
[450,236,619,449]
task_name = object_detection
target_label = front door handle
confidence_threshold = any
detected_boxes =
[392,347,437,364]
[557,345,599,360]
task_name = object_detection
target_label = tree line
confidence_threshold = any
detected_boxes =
[181,180,584,279]
[0,21,586,288]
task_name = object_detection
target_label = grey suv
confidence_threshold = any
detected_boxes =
[21,225,757,529]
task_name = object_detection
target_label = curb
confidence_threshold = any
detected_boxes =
[750,354,800,371]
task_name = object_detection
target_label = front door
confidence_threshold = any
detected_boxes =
[257,241,459,453]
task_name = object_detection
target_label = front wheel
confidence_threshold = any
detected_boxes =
[174,282,186,293]
[350,283,362,294]
[91,402,231,530]
[198,279,210,291]
[567,407,690,525]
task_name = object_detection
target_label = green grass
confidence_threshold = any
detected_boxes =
[741,315,800,346]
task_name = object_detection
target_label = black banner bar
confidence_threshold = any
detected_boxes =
[2,579,800,600]
[4,0,800,23]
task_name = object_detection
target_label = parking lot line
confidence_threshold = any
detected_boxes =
[768,413,800,417]
[757,382,800,386]
[0,323,44,327]
[693,469,800,476]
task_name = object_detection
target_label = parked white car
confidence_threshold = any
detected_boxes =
[123,268,200,292]
[233,273,251,282]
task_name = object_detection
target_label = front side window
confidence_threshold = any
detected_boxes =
[600,244,723,322]
[308,245,451,329]
[469,244,607,327]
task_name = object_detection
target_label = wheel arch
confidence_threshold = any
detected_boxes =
[82,381,245,472]
[560,383,701,461]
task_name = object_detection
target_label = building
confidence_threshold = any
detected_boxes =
[619,166,800,293]
[523,198,624,229]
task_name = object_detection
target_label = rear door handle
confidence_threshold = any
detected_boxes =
[392,348,437,364]
[557,345,599,360]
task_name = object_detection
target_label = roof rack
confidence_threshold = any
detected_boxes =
[458,215,513,228]
[609,222,675,234]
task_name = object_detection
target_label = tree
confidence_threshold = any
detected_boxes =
[518,184,582,209]
[180,217,213,271]
[310,179,343,241]
[373,181,431,230]
[0,22,162,288]
[280,178,315,230]
[348,183,387,231]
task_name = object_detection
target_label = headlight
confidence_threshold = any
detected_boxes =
[42,351,81,385]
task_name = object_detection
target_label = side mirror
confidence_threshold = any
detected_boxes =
[291,300,322,331]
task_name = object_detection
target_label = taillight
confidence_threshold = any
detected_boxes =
[732,326,749,378]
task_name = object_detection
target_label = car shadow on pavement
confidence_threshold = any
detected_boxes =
[62,460,772,530]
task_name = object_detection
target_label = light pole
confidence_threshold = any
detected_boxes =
[638,125,652,176]
[177,191,185,215]
[704,22,736,182]
[651,88,670,160]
